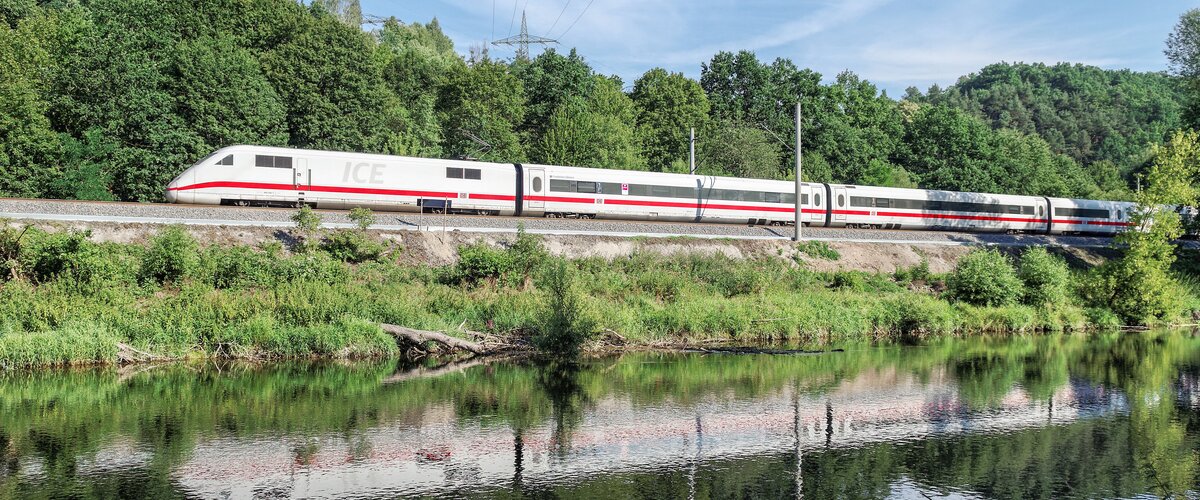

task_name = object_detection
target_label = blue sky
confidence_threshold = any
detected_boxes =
[361,0,1195,96]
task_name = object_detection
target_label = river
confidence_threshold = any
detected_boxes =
[1,331,1198,499]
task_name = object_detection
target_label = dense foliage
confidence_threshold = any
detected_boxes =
[923,62,1185,186]
[0,0,1187,202]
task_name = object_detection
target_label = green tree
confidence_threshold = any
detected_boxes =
[170,34,289,149]
[536,76,644,169]
[630,68,710,171]
[1166,9,1200,128]
[515,48,595,148]
[1092,130,1200,324]
[437,58,527,161]
[932,62,1184,179]
[899,105,1002,193]
[377,18,459,157]
[696,121,781,178]
[259,10,395,153]
[0,12,60,197]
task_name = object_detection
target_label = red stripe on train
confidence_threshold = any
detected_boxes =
[173,181,1131,226]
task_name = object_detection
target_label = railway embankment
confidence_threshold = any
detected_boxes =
[0,216,1194,369]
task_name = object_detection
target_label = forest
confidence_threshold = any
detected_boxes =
[0,0,1191,202]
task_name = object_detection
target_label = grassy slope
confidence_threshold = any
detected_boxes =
[0,224,1192,368]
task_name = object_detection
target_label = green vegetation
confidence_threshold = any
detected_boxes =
[1089,131,1200,324]
[0,1,1191,200]
[946,249,1022,306]
[1,222,1196,368]
[794,240,840,261]
[348,206,376,230]
[1016,247,1070,306]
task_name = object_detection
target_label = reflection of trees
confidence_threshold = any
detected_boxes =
[0,331,1198,497]
[537,360,591,457]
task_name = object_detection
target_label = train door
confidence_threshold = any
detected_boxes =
[294,158,310,188]
[527,167,545,209]
[833,186,848,221]
[799,185,812,224]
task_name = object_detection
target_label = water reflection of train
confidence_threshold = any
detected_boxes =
[108,370,1129,498]
[165,145,1172,236]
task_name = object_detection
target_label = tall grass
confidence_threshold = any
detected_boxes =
[0,224,1180,367]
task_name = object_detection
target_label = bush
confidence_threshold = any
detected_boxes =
[204,245,273,289]
[292,204,322,232]
[444,243,513,285]
[946,249,1022,306]
[893,258,932,285]
[795,240,840,261]
[1017,247,1070,306]
[509,224,548,277]
[320,230,385,263]
[533,259,596,357]
[140,225,200,285]
[348,207,376,231]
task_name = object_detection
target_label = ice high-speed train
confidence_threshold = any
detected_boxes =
[166,145,1138,235]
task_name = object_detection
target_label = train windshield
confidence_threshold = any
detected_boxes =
[191,150,226,167]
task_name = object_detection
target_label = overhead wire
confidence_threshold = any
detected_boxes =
[507,0,518,36]
[556,0,595,39]
[545,0,571,36]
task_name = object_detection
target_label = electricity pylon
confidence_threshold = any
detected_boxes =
[492,11,557,60]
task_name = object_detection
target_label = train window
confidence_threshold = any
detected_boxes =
[782,193,796,204]
[875,198,891,208]
[673,187,694,198]
[838,194,845,207]
[549,179,573,192]
[628,184,649,196]
[464,168,482,180]
[255,155,292,169]
[1054,207,1109,218]
[850,196,870,207]
[764,192,781,203]
[652,185,672,197]
[602,182,622,194]
[1118,210,1123,220]
[532,177,542,192]
[815,193,821,206]
[576,181,597,193]
[1039,206,1044,216]
[216,154,233,166]
[446,167,464,179]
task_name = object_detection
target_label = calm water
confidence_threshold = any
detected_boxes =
[1,332,1199,499]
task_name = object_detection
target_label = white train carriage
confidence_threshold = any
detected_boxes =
[825,184,1049,233]
[165,145,519,215]
[526,164,826,225]
[1046,197,1134,235]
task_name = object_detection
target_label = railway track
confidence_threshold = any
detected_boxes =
[0,197,1163,248]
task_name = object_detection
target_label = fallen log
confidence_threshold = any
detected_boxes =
[382,354,521,385]
[116,342,162,364]
[380,324,488,355]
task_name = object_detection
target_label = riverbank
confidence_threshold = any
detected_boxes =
[1,221,1197,368]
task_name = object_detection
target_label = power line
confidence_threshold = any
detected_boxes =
[557,0,595,39]
[507,0,518,37]
[545,0,571,36]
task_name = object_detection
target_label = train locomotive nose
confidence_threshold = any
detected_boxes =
[165,178,179,203]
